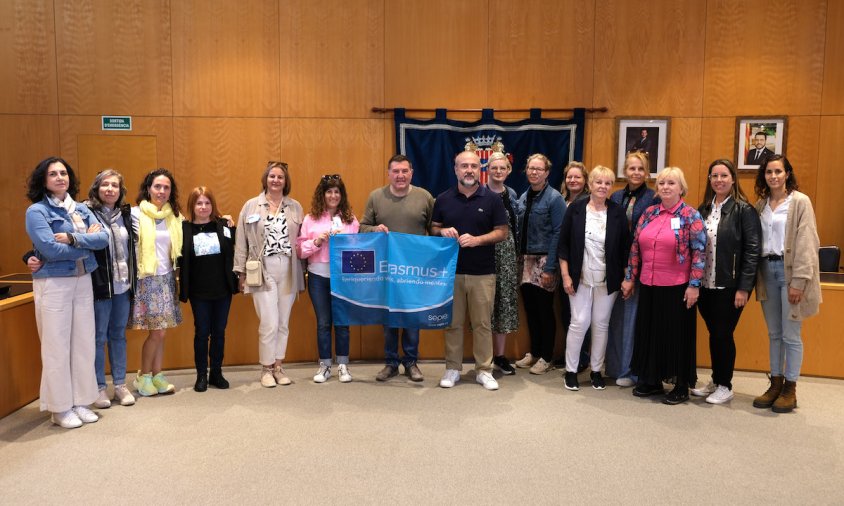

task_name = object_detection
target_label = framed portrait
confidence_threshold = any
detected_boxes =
[736,117,787,171]
[616,117,670,179]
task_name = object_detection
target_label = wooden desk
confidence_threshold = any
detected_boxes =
[0,275,40,418]
[696,280,844,379]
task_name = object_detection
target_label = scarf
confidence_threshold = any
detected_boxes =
[137,200,182,277]
[50,193,87,234]
[93,205,130,284]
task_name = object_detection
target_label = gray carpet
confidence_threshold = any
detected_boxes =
[1,363,843,504]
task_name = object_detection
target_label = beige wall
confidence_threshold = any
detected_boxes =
[2,0,842,368]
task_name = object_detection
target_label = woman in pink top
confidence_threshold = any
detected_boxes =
[621,167,706,405]
[297,174,360,384]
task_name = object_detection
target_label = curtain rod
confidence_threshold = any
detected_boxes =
[371,106,608,114]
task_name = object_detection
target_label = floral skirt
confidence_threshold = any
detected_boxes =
[492,232,519,334]
[129,272,183,330]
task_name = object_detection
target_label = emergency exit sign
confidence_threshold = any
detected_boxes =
[102,116,132,131]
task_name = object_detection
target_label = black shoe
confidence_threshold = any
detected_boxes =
[632,383,665,397]
[493,355,516,376]
[590,371,606,390]
[564,371,579,391]
[194,373,208,392]
[208,369,230,389]
[662,385,689,405]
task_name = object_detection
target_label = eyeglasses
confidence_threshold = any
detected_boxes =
[526,167,547,173]
[321,174,341,181]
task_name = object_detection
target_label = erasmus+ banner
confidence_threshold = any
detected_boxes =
[330,232,458,329]
[395,108,585,198]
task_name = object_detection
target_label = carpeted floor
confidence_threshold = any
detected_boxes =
[1,363,843,504]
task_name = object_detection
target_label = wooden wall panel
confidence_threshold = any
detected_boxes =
[279,0,383,118]
[594,0,706,117]
[385,0,489,109]
[588,118,616,171]
[667,118,703,204]
[58,116,175,187]
[783,115,820,203]
[76,135,159,194]
[173,117,282,218]
[487,0,595,108]
[0,115,61,275]
[54,0,173,116]
[703,0,827,116]
[171,0,280,117]
[0,0,57,114]
[280,119,386,215]
[815,116,844,248]
[822,0,844,114]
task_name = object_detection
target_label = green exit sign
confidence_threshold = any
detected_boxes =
[102,116,132,131]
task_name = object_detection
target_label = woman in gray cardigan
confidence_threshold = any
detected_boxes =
[752,155,821,413]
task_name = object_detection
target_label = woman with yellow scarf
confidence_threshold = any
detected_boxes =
[129,169,184,397]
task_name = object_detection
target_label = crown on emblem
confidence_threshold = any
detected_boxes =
[470,134,498,148]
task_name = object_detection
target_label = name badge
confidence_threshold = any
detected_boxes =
[671,217,681,230]
[246,213,260,224]
[223,227,232,239]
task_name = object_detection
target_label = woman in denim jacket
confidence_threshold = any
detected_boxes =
[24,156,108,429]
[513,154,566,375]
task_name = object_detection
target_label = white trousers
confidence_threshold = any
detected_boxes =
[252,255,297,366]
[33,274,98,412]
[566,283,617,373]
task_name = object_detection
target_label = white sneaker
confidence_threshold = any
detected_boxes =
[338,364,352,383]
[515,353,536,368]
[476,371,499,391]
[439,369,461,388]
[615,377,635,387]
[93,388,111,409]
[529,357,554,375]
[313,364,331,383]
[73,406,99,424]
[706,385,734,404]
[261,367,277,388]
[273,365,292,386]
[691,381,717,397]
[51,409,83,429]
[113,384,135,406]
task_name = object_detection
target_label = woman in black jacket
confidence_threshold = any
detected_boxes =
[557,166,630,391]
[179,187,238,392]
[692,159,761,404]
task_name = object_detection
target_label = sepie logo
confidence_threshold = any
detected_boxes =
[428,313,449,322]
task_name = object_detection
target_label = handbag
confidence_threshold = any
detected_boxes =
[245,242,266,287]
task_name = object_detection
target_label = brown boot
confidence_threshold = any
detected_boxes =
[772,380,797,413]
[753,375,784,408]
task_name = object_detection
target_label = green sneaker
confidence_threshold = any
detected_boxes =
[152,373,176,395]
[133,372,158,397]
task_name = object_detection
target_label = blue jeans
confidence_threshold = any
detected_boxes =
[308,273,349,365]
[605,281,639,382]
[760,260,803,382]
[190,295,232,373]
[94,291,131,388]
[384,327,419,367]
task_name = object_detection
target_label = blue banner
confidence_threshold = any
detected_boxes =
[330,232,458,329]
[395,108,585,198]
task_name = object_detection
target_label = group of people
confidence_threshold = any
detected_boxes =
[23,147,821,429]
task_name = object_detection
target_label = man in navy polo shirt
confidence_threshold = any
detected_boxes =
[431,150,509,390]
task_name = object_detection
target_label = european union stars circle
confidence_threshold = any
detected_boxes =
[341,250,375,274]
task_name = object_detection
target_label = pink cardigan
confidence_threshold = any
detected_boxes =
[296,212,360,265]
